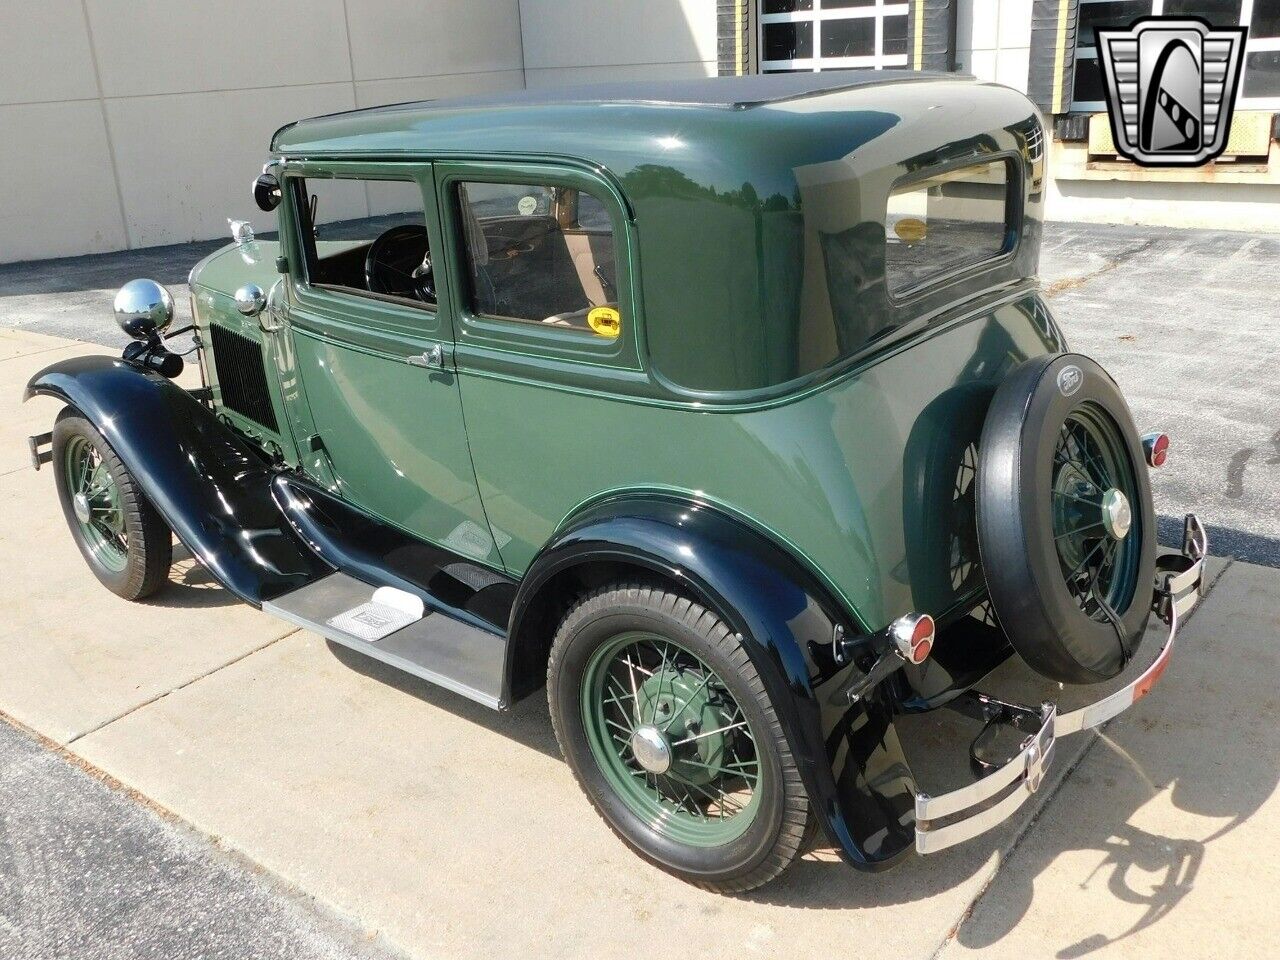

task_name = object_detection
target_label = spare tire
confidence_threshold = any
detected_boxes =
[976,353,1156,684]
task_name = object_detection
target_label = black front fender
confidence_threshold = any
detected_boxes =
[509,494,918,870]
[25,355,328,605]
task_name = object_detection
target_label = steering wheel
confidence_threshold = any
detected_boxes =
[365,224,435,303]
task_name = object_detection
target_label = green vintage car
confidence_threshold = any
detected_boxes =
[27,73,1206,893]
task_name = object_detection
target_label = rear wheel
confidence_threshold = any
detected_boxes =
[547,582,809,893]
[52,409,172,600]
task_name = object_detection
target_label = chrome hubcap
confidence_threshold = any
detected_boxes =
[72,492,92,524]
[1101,488,1132,540]
[629,724,673,774]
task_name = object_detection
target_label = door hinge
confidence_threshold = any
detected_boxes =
[406,344,446,369]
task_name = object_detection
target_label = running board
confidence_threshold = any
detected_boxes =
[263,572,508,710]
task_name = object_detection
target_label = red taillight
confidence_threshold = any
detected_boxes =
[1142,432,1170,468]
[892,613,935,665]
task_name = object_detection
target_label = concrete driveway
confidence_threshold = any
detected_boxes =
[2,322,1276,958]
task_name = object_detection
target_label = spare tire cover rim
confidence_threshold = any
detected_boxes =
[1051,404,1143,622]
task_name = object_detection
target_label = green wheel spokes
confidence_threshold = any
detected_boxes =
[1051,404,1141,621]
[582,631,763,845]
[64,435,129,572]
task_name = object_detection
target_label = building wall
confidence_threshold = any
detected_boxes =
[5,1,1276,263]
[0,0,526,264]
[519,0,717,88]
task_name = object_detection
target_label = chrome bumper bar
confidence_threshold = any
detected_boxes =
[915,514,1207,855]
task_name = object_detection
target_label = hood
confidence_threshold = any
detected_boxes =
[189,239,283,296]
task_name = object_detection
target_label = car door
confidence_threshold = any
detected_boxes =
[277,159,502,567]
[434,161,641,574]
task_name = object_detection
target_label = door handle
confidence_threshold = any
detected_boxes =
[406,344,447,370]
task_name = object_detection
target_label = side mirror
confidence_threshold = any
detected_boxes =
[253,172,282,212]
[113,279,174,341]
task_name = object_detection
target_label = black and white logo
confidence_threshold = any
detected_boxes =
[1095,17,1247,167]
[1057,364,1083,397]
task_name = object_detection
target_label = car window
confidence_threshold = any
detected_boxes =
[456,181,621,338]
[295,176,436,310]
[884,160,1014,296]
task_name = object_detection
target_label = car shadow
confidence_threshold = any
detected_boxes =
[144,546,241,610]
[322,639,561,761]
[743,712,1265,922]
[739,574,1275,958]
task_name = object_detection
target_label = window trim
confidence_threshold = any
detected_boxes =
[281,159,451,344]
[290,169,437,315]
[759,0,911,73]
[884,154,1023,304]
[435,160,642,372]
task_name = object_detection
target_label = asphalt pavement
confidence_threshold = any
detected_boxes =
[1040,223,1280,566]
[0,717,402,960]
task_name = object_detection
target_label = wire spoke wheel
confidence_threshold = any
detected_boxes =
[1051,403,1142,621]
[63,434,129,573]
[52,411,172,601]
[581,631,764,846]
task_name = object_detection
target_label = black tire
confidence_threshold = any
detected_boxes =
[52,409,172,601]
[547,581,809,893]
[976,354,1157,683]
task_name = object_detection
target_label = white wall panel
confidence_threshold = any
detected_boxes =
[963,0,1000,53]
[106,83,358,248]
[0,0,98,105]
[0,101,126,260]
[345,0,524,81]
[1047,177,1280,231]
[354,69,524,109]
[84,0,354,97]
[524,60,714,89]
[519,0,715,70]
[995,45,1030,92]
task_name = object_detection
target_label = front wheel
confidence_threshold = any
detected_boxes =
[52,409,172,600]
[547,582,810,893]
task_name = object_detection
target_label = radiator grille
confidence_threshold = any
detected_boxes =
[210,323,279,432]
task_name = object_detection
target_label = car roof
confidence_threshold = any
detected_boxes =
[272,73,1043,399]
[271,71,963,156]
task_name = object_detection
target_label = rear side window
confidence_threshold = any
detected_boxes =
[456,181,621,338]
[884,159,1014,296]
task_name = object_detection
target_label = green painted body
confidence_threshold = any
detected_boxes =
[189,74,1062,632]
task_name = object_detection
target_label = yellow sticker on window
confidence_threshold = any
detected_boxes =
[893,217,928,243]
[587,306,621,339]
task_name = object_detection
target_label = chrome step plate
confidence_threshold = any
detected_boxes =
[263,573,508,709]
[327,586,424,641]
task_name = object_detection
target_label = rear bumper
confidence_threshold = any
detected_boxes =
[914,514,1208,855]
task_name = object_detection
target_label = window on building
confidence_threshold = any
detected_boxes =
[1070,0,1280,112]
[759,0,910,72]
[884,160,1014,297]
[456,181,621,336]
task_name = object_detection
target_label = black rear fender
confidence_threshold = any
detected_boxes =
[25,355,328,605]
[509,494,918,869]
